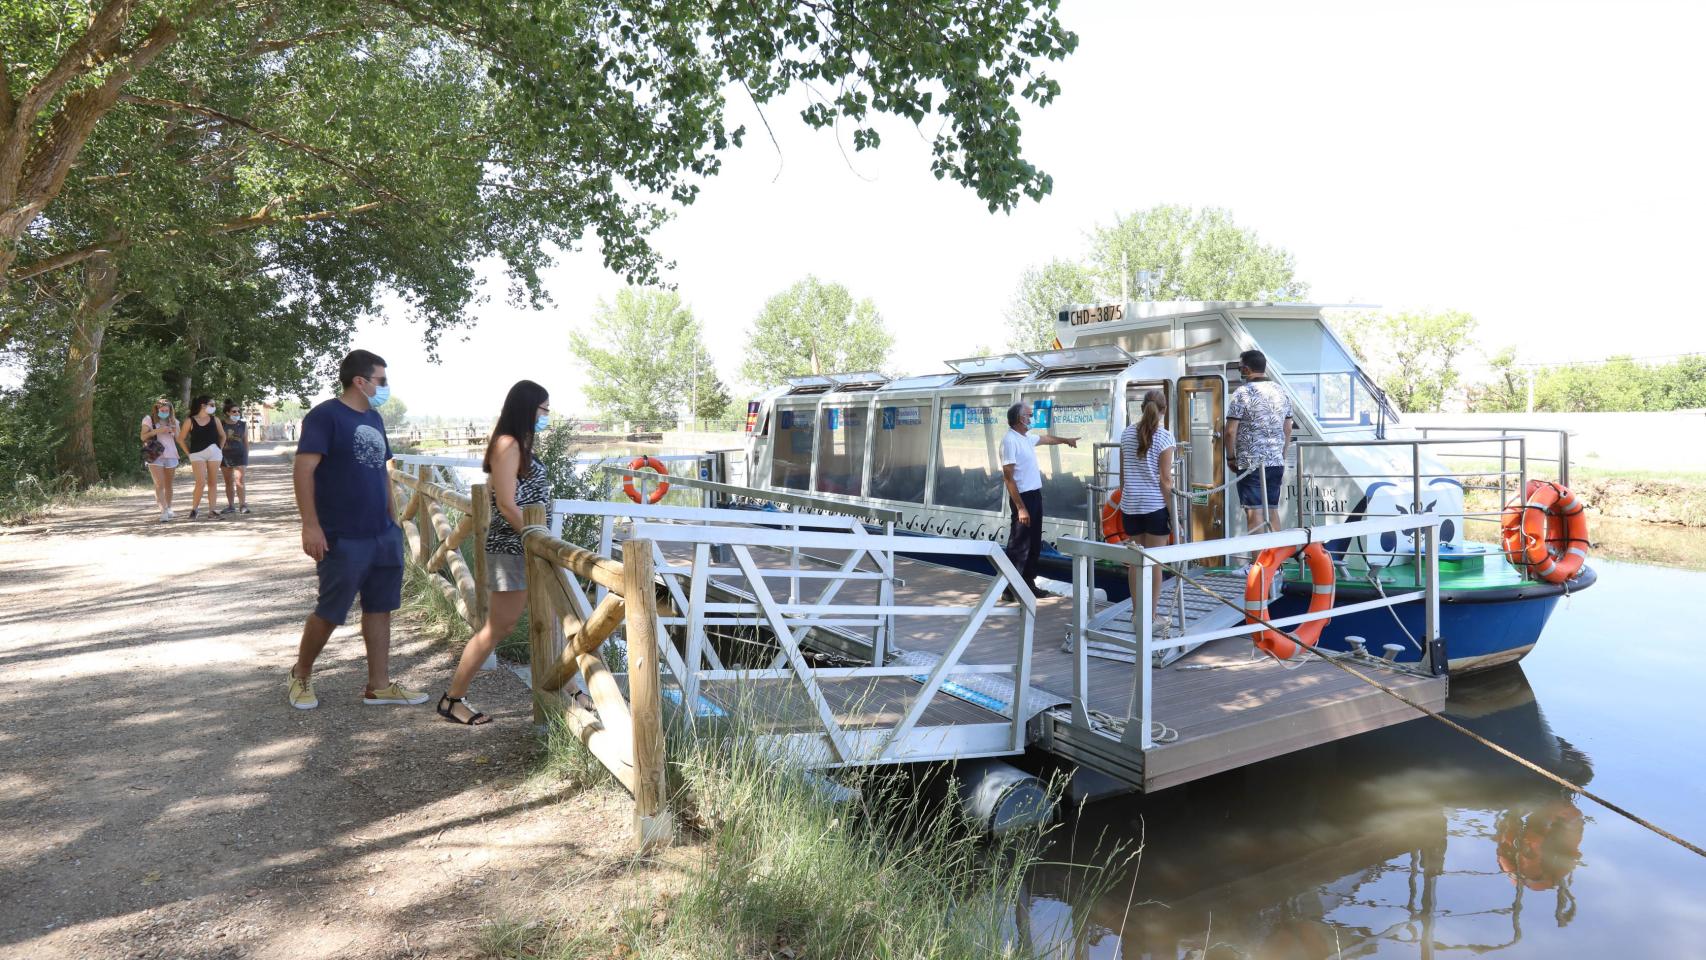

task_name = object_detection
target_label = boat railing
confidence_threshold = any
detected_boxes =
[1056,511,1444,750]
[1295,433,1559,576]
[602,463,905,525]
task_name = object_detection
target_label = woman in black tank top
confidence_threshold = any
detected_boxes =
[183,393,228,519]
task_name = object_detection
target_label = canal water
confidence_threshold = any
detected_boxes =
[1024,536,1706,958]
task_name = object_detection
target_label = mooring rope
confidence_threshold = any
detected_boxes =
[1126,543,1706,861]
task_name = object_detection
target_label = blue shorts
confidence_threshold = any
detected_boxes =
[1236,465,1286,509]
[314,525,404,625]
[1121,507,1171,537]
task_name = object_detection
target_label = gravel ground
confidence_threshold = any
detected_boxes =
[0,447,653,959]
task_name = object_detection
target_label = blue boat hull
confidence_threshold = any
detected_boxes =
[1271,565,1596,673]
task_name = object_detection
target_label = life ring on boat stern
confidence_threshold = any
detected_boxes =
[1101,489,1127,544]
[622,456,670,504]
[1245,541,1335,660]
[1500,480,1590,584]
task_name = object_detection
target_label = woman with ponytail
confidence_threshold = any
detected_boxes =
[1117,389,1176,626]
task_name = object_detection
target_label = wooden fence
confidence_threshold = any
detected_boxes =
[386,463,671,851]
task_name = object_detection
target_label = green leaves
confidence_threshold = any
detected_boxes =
[569,287,705,424]
[1332,309,1477,413]
[739,276,892,387]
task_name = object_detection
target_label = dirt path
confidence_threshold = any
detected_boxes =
[0,449,641,959]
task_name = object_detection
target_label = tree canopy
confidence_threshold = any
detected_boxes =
[1004,204,1308,350]
[2,0,1079,486]
[740,276,892,386]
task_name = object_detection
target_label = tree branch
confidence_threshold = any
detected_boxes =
[240,26,359,58]
[0,41,14,130]
[116,94,409,205]
[11,241,118,281]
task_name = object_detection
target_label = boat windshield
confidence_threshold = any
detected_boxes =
[1239,317,1399,429]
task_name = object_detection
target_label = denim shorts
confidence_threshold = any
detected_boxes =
[1121,507,1171,537]
[486,552,527,592]
[1237,465,1286,509]
[314,525,404,625]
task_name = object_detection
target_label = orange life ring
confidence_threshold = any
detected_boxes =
[1500,480,1589,584]
[622,456,670,505]
[1245,541,1335,660]
[1101,489,1127,544]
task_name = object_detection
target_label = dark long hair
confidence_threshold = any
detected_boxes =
[1137,389,1166,456]
[484,379,549,480]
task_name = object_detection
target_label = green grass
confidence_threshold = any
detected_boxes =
[490,704,1130,960]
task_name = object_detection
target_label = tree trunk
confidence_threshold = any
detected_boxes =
[56,251,119,488]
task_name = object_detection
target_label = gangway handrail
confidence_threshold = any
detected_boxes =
[1055,511,1444,751]
[601,465,905,524]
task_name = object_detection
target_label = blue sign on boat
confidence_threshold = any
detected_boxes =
[949,404,967,430]
[1031,398,1053,429]
[882,407,897,430]
[827,409,841,430]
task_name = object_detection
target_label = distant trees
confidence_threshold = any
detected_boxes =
[740,277,893,387]
[1004,205,1308,350]
[570,289,704,425]
[1469,353,1706,413]
[1333,309,1478,413]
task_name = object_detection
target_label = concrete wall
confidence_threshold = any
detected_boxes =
[1402,411,1706,474]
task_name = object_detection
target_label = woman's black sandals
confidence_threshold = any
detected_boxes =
[436,692,490,725]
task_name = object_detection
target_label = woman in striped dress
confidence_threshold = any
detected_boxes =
[439,380,553,725]
[1117,389,1176,627]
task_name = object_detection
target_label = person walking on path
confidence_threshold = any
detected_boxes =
[438,380,553,725]
[287,349,426,711]
[1118,389,1176,626]
[182,394,227,519]
[1225,349,1293,541]
[219,400,251,514]
[140,397,181,522]
[999,400,1078,599]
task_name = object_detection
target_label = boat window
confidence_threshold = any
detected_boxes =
[870,402,932,503]
[1285,370,1385,427]
[1237,317,1355,373]
[1023,389,1112,522]
[933,395,1011,513]
[770,404,815,490]
[813,404,869,496]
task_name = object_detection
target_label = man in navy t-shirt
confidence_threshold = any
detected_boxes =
[285,349,428,711]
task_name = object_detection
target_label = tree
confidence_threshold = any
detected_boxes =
[379,395,409,431]
[740,277,892,387]
[1003,258,1095,351]
[1,0,1078,287]
[1333,309,1477,413]
[570,288,700,425]
[691,366,733,423]
[1467,346,1528,413]
[1085,205,1309,303]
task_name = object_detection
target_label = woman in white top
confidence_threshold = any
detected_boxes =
[140,397,181,523]
[1117,389,1176,624]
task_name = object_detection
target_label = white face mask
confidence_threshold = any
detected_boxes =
[204,405,215,415]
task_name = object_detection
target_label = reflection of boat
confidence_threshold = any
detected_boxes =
[1020,665,1591,958]
[738,302,1594,672]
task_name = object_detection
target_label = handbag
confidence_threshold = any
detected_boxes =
[142,417,166,463]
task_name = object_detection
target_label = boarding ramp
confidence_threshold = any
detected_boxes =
[546,499,1039,768]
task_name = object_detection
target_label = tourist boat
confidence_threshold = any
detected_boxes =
[738,301,1595,672]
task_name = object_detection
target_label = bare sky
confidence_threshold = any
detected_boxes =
[356,0,1706,418]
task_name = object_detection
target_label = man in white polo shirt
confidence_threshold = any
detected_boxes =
[1000,400,1079,599]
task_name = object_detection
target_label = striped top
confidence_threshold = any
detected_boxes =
[485,457,552,555]
[1119,425,1175,514]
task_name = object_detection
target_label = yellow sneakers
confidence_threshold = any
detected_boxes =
[363,682,429,706]
[287,670,318,710]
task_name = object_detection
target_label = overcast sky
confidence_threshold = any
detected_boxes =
[354,0,1706,418]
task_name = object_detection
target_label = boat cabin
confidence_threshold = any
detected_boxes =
[742,302,1468,569]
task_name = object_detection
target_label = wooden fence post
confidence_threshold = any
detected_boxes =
[523,504,554,726]
[470,482,490,628]
[624,541,673,852]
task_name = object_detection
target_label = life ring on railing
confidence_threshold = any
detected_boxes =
[1101,489,1127,544]
[1245,541,1335,660]
[1500,480,1590,584]
[622,456,670,504]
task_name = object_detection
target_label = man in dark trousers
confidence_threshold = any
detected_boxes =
[1000,400,1078,599]
[286,349,427,710]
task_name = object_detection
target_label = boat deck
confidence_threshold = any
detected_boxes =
[640,537,1445,792]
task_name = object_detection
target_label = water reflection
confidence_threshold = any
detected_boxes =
[1024,665,1593,959]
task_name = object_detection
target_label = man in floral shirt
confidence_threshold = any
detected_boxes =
[1225,349,1292,539]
